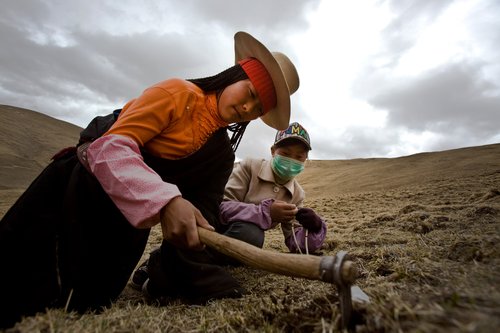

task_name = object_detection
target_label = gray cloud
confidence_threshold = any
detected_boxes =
[350,58,500,157]
[0,0,317,126]
[371,62,500,135]
[308,127,400,159]
[0,0,498,160]
[343,0,500,158]
[381,0,454,55]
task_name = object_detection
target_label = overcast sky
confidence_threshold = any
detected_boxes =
[1,0,499,160]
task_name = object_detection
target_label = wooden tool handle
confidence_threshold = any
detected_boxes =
[198,227,356,283]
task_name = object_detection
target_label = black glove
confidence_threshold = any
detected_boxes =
[295,207,323,232]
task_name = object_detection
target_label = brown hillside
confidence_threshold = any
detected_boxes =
[298,143,500,198]
[1,105,499,332]
[2,104,498,197]
[0,104,81,190]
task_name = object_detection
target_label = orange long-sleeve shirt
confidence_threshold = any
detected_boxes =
[88,78,230,227]
[105,78,228,159]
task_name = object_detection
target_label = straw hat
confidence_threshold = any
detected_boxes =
[234,31,300,130]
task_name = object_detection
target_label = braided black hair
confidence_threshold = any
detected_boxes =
[187,64,250,152]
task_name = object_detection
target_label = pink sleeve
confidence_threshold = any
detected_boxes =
[86,134,182,228]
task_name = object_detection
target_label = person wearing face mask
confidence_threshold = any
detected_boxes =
[218,122,327,254]
[130,122,327,297]
[131,122,325,293]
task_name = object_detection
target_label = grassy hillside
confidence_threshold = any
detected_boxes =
[0,104,81,190]
[1,105,499,332]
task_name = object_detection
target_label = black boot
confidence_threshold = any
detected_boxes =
[130,257,150,290]
[143,246,179,301]
[146,241,247,304]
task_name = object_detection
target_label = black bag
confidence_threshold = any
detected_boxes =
[51,109,122,161]
[78,109,121,145]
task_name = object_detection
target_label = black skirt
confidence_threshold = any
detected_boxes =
[0,127,234,328]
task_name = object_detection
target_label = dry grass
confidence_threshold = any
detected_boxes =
[1,106,499,332]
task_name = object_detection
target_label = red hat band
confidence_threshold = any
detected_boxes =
[239,58,277,114]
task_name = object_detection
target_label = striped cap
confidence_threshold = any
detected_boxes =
[274,122,311,150]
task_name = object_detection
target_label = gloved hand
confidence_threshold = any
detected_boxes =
[295,207,323,232]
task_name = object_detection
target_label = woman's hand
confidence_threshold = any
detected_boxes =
[159,196,215,250]
[270,200,299,223]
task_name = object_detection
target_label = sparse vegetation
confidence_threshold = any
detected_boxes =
[1,106,499,332]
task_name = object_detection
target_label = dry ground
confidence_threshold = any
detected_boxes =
[1,105,499,332]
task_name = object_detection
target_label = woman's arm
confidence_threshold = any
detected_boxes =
[219,198,274,230]
[87,134,181,228]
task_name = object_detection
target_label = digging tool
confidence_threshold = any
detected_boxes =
[198,227,358,329]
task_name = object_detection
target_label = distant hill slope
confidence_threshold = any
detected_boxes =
[0,105,81,190]
[1,104,499,198]
[298,143,500,198]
